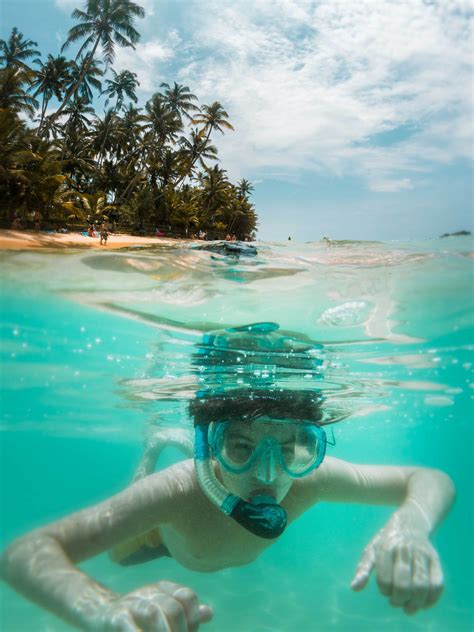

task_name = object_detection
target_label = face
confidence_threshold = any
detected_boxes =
[215,418,297,503]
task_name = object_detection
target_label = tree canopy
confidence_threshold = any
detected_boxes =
[0,3,257,240]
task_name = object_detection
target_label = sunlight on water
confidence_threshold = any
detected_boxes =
[1,237,473,631]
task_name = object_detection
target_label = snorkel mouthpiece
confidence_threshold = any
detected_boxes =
[230,496,287,539]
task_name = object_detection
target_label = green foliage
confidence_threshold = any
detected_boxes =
[0,14,258,238]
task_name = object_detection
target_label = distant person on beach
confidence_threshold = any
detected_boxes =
[88,224,96,238]
[11,213,22,230]
[34,210,42,232]
[1,350,455,632]
[100,222,108,246]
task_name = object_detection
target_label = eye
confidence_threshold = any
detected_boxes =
[232,441,252,451]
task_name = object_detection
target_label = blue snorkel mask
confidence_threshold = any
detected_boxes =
[192,323,328,539]
[210,420,327,479]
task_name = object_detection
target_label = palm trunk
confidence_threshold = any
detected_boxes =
[174,126,212,189]
[37,94,49,132]
[97,108,117,169]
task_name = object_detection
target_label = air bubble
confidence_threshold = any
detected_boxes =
[424,395,454,407]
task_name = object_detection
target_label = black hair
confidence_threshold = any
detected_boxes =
[189,388,324,426]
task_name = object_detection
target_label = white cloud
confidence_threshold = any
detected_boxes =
[173,0,473,189]
[112,34,178,92]
[55,0,155,15]
[55,0,79,10]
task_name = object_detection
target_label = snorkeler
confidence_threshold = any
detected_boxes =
[0,325,455,632]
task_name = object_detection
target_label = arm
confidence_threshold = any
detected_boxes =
[1,463,212,631]
[309,457,456,614]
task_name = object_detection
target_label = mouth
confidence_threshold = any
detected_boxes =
[249,487,275,500]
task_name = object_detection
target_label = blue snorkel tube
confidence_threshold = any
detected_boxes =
[194,423,287,539]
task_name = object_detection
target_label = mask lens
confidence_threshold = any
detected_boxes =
[215,423,256,471]
[281,424,322,475]
[211,421,325,476]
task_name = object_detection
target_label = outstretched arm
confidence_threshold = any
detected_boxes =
[0,462,212,631]
[309,457,456,614]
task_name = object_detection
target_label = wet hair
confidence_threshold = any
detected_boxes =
[189,388,323,426]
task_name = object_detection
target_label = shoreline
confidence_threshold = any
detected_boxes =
[0,229,184,250]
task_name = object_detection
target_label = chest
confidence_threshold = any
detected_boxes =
[160,495,277,571]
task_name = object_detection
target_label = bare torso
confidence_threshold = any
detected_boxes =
[156,460,315,572]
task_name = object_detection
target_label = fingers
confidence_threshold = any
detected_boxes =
[372,543,444,615]
[375,545,394,597]
[107,611,143,632]
[155,581,212,631]
[425,554,444,608]
[198,605,213,624]
[402,550,430,614]
[129,596,171,632]
[390,545,413,607]
[351,545,375,591]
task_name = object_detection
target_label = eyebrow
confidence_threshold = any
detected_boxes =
[226,429,252,440]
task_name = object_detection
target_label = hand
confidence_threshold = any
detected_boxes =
[351,511,444,614]
[88,581,213,631]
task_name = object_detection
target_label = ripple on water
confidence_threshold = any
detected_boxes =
[318,301,374,327]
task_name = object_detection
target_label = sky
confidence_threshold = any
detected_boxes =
[1,0,473,242]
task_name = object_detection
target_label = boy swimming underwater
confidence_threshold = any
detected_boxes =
[0,327,456,632]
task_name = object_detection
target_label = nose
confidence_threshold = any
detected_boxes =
[255,445,278,484]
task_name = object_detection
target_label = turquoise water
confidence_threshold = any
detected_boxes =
[0,238,473,631]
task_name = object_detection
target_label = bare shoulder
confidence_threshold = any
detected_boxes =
[291,457,417,507]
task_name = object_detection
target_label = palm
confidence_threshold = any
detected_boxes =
[46,0,144,128]
[62,97,95,140]
[144,94,182,145]
[69,54,104,104]
[160,82,199,121]
[0,67,38,116]
[192,101,235,142]
[0,27,40,71]
[103,69,139,111]
[176,129,218,184]
[236,178,253,200]
[198,165,231,225]
[31,55,72,128]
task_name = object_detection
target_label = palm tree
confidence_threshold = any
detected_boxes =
[192,101,234,145]
[198,165,231,229]
[7,133,66,221]
[144,93,182,145]
[175,128,218,187]
[0,108,30,219]
[63,96,95,135]
[236,178,253,200]
[60,97,95,165]
[119,103,146,150]
[45,0,145,128]
[0,27,40,71]
[68,53,104,104]
[31,55,72,128]
[103,68,139,111]
[0,66,38,116]
[91,108,124,169]
[160,82,199,121]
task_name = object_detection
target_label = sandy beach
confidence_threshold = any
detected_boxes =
[0,229,180,250]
